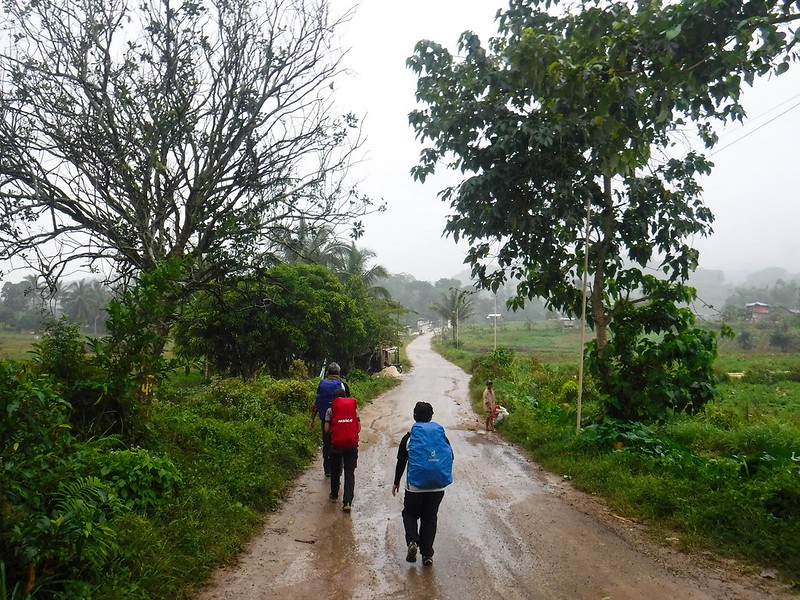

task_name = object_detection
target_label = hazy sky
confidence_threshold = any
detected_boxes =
[331,0,800,284]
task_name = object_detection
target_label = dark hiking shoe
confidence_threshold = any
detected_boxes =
[422,556,433,566]
[329,493,338,502]
[406,542,418,563]
[342,502,352,512]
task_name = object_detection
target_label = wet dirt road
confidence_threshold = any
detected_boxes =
[194,333,792,600]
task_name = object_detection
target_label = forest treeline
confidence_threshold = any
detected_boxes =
[3,266,798,336]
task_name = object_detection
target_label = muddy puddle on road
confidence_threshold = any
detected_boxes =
[193,334,793,600]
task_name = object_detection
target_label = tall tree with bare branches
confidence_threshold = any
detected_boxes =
[0,0,379,291]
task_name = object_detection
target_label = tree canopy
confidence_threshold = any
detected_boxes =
[408,0,799,349]
[173,263,403,378]
[408,0,798,418]
[0,0,379,292]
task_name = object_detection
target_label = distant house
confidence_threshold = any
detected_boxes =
[559,316,576,328]
[744,302,770,320]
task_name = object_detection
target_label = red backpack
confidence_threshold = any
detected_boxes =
[330,397,359,450]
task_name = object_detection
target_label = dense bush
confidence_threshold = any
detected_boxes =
[0,360,139,596]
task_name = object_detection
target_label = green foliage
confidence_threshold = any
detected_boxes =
[0,361,130,595]
[287,359,310,380]
[45,476,126,570]
[0,367,338,598]
[80,448,181,513]
[587,278,720,421]
[408,0,724,339]
[768,323,799,352]
[476,353,800,581]
[174,265,394,378]
[448,321,800,580]
[98,259,186,384]
[430,288,476,346]
[470,347,517,384]
[184,377,314,422]
[29,318,116,436]
[29,317,87,385]
[741,364,800,385]
[409,0,798,421]
[736,329,754,350]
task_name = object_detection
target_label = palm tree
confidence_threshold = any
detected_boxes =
[335,243,391,299]
[430,287,475,346]
[61,279,111,332]
[279,219,348,269]
[22,274,46,311]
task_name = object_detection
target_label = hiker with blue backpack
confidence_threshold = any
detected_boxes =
[309,362,350,477]
[391,401,453,566]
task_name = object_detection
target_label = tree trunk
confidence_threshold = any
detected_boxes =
[591,175,616,357]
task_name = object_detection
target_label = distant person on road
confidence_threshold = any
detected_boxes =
[309,362,350,477]
[325,389,360,512]
[392,401,453,566]
[483,379,497,432]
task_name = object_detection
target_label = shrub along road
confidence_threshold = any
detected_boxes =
[193,334,792,599]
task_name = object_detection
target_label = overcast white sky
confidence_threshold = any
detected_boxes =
[331,0,800,284]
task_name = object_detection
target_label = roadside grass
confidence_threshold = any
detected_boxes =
[436,325,800,584]
[134,373,400,599]
[1,356,400,599]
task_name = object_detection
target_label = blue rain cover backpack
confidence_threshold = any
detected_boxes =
[407,421,453,489]
[315,378,344,417]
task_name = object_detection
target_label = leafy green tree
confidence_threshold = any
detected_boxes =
[586,277,721,421]
[0,0,377,289]
[769,324,797,352]
[0,280,49,331]
[408,0,798,418]
[174,264,390,378]
[431,288,476,346]
[82,260,188,437]
[1,281,27,312]
[379,274,440,328]
[736,329,754,351]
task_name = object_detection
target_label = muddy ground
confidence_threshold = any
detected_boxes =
[193,334,795,600]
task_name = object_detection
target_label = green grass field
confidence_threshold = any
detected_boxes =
[0,331,39,360]
[450,320,588,365]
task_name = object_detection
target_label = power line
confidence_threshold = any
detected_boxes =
[718,90,800,138]
[710,99,800,156]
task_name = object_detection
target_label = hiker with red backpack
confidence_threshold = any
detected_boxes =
[309,362,350,477]
[391,401,453,566]
[324,389,360,512]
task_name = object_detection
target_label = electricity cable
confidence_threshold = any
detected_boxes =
[710,99,800,156]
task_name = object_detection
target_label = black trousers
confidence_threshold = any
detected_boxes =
[329,447,358,504]
[320,422,331,475]
[402,490,445,558]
